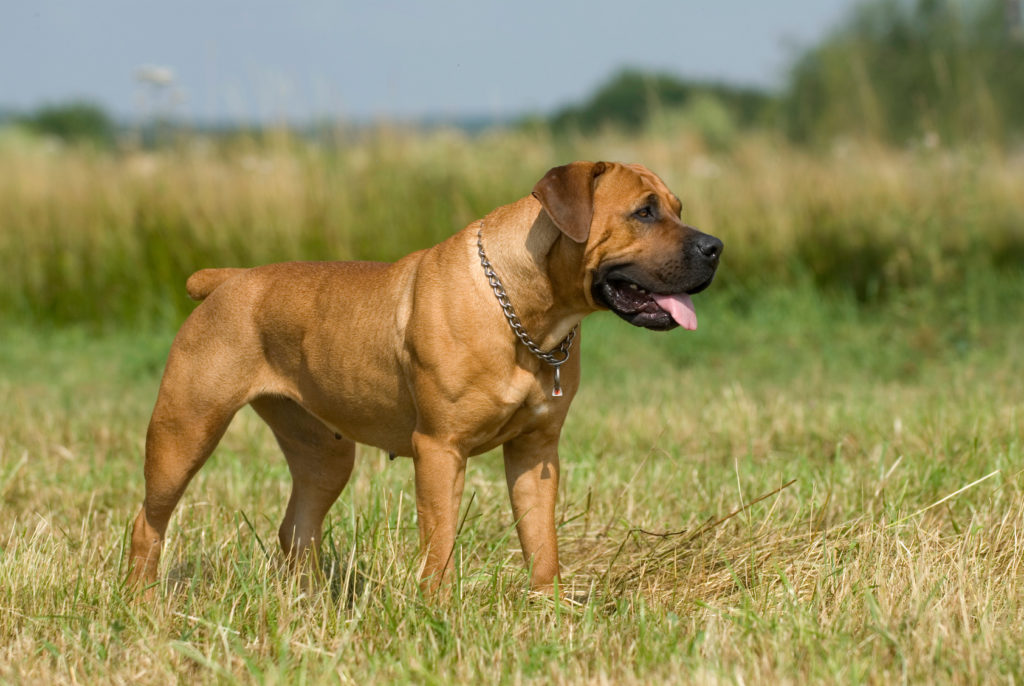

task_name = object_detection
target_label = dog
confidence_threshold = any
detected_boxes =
[127,161,722,593]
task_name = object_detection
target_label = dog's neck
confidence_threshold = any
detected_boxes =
[476,197,591,353]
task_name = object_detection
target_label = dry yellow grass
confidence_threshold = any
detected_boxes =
[1,295,1021,683]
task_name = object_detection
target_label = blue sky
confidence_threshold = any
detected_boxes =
[1,1,860,122]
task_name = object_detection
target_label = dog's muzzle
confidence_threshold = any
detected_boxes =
[593,230,723,331]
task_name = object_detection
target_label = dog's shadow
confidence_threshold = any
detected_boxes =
[162,552,373,608]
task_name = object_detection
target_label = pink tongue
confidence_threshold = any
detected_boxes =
[652,293,697,330]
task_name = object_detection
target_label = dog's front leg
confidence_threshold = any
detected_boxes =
[411,431,467,593]
[503,431,561,592]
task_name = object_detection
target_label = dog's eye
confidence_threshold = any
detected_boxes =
[634,206,654,220]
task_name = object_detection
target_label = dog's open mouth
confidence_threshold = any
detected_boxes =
[593,273,711,331]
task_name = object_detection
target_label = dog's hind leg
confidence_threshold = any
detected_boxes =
[249,396,355,568]
[127,372,242,589]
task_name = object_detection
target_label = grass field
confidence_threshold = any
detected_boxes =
[1,129,1023,683]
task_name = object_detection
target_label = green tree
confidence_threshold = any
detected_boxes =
[549,69,771,134]
[784,0,1024,145]
[20,101,115,146]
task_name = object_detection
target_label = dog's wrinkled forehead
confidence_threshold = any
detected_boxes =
[531,161,682,245]
[607,163,682,217]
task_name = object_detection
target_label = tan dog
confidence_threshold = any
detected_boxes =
[127,161,722,592]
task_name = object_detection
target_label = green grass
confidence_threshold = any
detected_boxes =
[2,274,1022,684]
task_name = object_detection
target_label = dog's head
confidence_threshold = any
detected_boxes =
[532,161,722,331]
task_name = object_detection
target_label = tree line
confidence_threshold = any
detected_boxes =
[7,0,1022,148]
[550,0,1023,146]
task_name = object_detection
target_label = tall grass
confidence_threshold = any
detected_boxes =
[1,127,1022,328]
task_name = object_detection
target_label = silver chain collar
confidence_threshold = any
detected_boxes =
[476,222,577,397]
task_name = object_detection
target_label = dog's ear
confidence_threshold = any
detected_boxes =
[532,161,608,243]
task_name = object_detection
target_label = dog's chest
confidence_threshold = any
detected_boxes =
[507,394,553,427]
[476,369,559,448]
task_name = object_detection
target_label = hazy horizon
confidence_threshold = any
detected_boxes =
[2,1,860,123]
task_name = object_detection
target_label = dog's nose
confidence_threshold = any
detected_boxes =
[693,233,723,266]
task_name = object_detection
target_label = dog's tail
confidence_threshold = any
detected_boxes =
[186,268,247,301]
